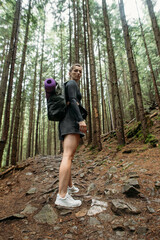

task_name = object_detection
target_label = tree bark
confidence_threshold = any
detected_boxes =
[146,0,160,56]
[26,47,38,158]
[136,0,160,109]
[102,0,125,145]
[35,14,45,155]
[11,0,31,165]
[0,0,22,129]
[82,0,92,144]
[119,0,149,140]
[85,0,102,150]
[0,0,21,166]
[97,37,105,134]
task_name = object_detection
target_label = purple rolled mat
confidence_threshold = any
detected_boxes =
[44,78,56,99]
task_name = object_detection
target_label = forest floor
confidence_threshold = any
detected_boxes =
[0,110,160,240]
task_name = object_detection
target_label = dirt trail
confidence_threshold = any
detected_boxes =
[0,112,160,240]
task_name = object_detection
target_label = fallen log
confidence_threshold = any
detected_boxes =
[0,162,29,179]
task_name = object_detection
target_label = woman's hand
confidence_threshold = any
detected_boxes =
[79,120,87,133]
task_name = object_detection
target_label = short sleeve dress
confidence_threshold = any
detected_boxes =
[59,80,86,140]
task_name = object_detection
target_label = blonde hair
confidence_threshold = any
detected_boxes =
[69,63,82,72]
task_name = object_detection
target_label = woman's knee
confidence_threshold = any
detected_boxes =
[63,152,75,162]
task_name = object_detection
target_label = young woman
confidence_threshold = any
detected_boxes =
[55,63,87,208]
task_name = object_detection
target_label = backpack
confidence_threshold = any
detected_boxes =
[45,80,67,121]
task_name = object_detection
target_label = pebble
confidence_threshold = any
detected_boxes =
[88,217,101,226]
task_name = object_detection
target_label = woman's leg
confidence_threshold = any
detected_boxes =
[59,134,80,198]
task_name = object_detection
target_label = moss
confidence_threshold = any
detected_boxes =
[117,144,125,151]
[89,146,96,151]
[145,134,158,147]
[126,122,141,138]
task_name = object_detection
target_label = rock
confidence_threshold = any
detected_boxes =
[26,172,33,176]
[64,234,73,239]
[60,210,72,216]
[0,214,26,222]
[136,226,148,235]
[70,226,78,233]
[106,172,113,180]
[115,231,126,237]
[91,199,108,208]
[88,217,101,226]
[87,199,108,216]
[54,226,61,231]
[108,166,117,173]
[26,187,37,195]
[75,208,87,218]
[147,206,155,213]
[128,172,139,178]
[87,206,106,216]
[155,181,160,189]
[139,168,148,173]
[122,184,140,197]
[125,178,140,188]
[34,204,58,224]
[80,173,85,178]
[111,199,141,215]
[87,183,97,194]
[104,188,118,196]
[123,162,134,170]
[21,204,38,214]
[98,213,115,222]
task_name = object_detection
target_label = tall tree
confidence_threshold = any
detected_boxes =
[136,0,160,109]
[11,0,32,165]
[26,46,38,158]
[97,36,105,134]
[72,0,79,63]
[102,0,125,145]
[35,15,45,155]
[119,0,149,140]
[82,0,92,144]
[0,0,22,129]
[145,0,160,56]
[85,0,102,150]
[0,0,22,166]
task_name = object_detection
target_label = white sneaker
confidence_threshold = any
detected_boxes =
[55,193,82,209]
[67,185,79,194]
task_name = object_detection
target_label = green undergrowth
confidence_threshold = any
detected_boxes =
[145,134,158,147]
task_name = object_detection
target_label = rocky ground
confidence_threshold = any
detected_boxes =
[0,111,160,240]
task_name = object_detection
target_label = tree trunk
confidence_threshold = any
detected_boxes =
[0,0,22,129]
[69,0,72,66]
[82,0,92,144]
[26,47,38,158]
[72,0,79,63]
[35,14,45,155]
[0,0,21,166]
[119,0,149,140]
[136,1,160,109]
[85,0,102,150]
[54,122,57,156]
[146,0,160,56]
[97,37,105,134]
[102,0,125,145]
[11,0,31,165]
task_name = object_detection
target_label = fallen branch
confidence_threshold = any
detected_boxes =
[127,118,136,125]
[100,130,116,138]
[150,112,158,119]
[0,166,15,178]
[0,162,29,179]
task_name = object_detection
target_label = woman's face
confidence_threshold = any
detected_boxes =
[69,66,82,82]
